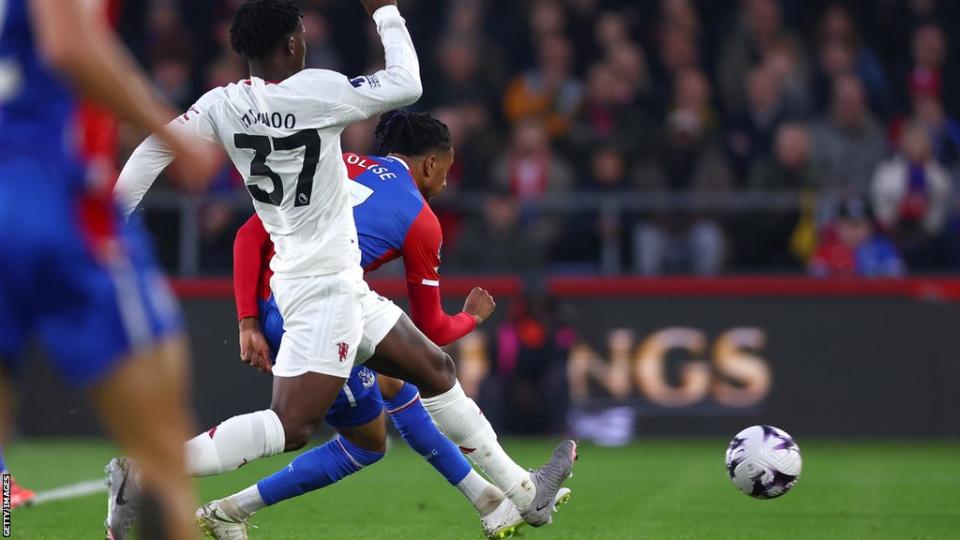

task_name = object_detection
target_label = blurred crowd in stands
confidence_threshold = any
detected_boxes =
[118,0,960,276]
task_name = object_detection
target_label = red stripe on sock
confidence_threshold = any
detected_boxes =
[385,394,421,414]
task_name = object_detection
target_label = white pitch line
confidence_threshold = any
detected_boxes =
[25,479,107,507]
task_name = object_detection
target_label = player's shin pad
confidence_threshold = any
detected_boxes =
[385,382,472,485]
[420,382,534,508]
[256,437,383,505]
[185,410,285,476]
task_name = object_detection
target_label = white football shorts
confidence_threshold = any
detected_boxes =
[270,266,402,378]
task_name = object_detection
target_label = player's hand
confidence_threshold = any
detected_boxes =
[463,287,496,325]
[360,0,397,17]
[239,317,273,374]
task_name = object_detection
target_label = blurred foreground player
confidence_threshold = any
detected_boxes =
[0,0,215,538]
[113,0,576,535]
[193,111,568,539]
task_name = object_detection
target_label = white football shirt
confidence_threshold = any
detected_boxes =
[115,5,422,278]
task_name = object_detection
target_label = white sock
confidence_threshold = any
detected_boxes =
[185,410,285,476]
[457,469,504,515]
[221,485,266,519]
[421,382,534,509]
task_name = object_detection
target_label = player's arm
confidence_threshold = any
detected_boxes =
[328,2,422,124]
[114,135,176,218]
[234,214,274,373]
[403,209,493,346]
[233,214,271,322]
[115,94,221,218]
[29,0,213,177]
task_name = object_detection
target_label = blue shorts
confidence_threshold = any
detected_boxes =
[258,295,383,428]
[0,158,182,388]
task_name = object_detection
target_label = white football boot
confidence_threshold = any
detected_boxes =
[481,487,573,539]
[196,499,253,540]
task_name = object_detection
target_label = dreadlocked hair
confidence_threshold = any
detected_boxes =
[230,0,303,59]
[374,110,452,157]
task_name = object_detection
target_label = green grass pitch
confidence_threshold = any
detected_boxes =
[5,438,959,539]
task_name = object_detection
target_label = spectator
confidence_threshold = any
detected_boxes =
[529,0,567,40]
[631,70,730,276]
[716,0,806,116]
[437,1,508,107]
[810,74,887,195]
[491,119,574,201]
[568,59,658,165]
[764,39,812,116]
[902,23,959,117]
[633,69,732,192]
[552,146,630,272]
[814,5,890,116]
[660,0,700,37]
[448,191,543,273]
[430,36,490,109]
[748,123,820,191]
[872,123,952,267]
[594,9,633,54]
[481,295,573,434]
[432,104,500,192]
[657,22,698,75]
[727,64,787,177]
[740,123,819,269]
[301,10,342,72]
[503,34,584,138]
[908,74,960,171]
[809,197,904,277]
[150,55,192,108]
[608,43,652,104]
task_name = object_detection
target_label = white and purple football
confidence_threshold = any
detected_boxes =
[725,425,802,499]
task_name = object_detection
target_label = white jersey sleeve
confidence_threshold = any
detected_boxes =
[318,5,422,126]
[114,89,222,218]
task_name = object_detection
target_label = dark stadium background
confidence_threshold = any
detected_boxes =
[22,0,960,440]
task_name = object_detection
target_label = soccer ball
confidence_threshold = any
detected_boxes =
[725,425,802,499]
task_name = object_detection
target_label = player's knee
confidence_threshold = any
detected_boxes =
[281,421,316,451]
[423,351,457,394]
[438,352,457,384]
[376,374,406,401]
[342,429,387,455]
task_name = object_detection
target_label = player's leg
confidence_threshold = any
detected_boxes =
[90,337,196,540]
[183,273,361,476]
[33,194,199,540]
[379,375,502,510]
[198,376,388,537]
[0,183,40,511]
[380,374,555,538]
[183,371,342,477]
[365,314,577,527]
[224,417,385,514]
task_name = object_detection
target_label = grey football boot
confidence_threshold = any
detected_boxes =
[520,440,578,527]
[104,457,140,540]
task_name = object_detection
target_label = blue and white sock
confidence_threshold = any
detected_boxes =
[0,449,6,473]
[386,383,501,513]
[385,382,472,485]
[251,436,384,509]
